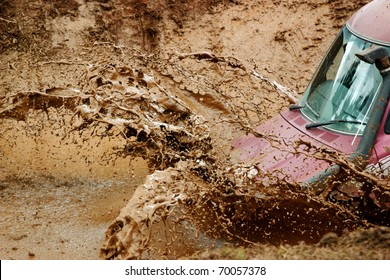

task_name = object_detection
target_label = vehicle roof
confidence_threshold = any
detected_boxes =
[347,0,390,46]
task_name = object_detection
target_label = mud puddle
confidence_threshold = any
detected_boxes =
[0,173,138,259]
[0,109,148,259]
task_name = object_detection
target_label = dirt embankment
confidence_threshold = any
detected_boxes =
[1,0,388,260]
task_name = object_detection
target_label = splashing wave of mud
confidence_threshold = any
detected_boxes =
[1,60,387,260]
[100,158,365,259]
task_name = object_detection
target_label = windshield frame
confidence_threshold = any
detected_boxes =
[300,25,387,136]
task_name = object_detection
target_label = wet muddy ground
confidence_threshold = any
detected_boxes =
[1,0,390,260]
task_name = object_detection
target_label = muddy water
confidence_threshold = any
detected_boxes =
[0,62,291,259]
[0,63,212,259]
[0,109,148,259]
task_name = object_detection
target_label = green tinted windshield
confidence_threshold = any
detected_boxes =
[301,27,387,135]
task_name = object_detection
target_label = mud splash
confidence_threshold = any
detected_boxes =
[0,60,364,260]
[100,159,364,259]
[2,58,388,260]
